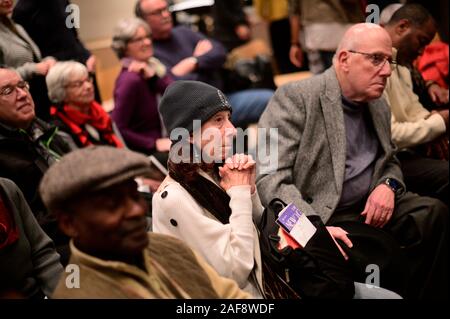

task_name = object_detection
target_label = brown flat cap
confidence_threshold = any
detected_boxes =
[39,146,152,210]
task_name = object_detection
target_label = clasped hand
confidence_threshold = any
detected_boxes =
[219,154,256,194]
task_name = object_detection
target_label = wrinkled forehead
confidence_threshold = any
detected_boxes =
[0,69,22,86]
[353,27,393,56]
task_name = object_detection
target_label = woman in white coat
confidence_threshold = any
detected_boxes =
[152,80,266,298]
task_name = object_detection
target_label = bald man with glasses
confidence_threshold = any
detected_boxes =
[257,23,448,299]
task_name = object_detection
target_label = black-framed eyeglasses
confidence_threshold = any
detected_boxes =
[64,74,94,89]
[144,6,170,17]
[0,80,30,96]
[128,34,152,44]
[348,50,397,70]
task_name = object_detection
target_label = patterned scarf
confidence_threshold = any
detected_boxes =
[50,102,123,148]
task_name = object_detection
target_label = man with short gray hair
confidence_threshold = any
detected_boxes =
[257,23,448,299]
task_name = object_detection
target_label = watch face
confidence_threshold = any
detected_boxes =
[388,178,399,191]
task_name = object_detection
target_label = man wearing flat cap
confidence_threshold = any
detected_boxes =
[40,146,250,298]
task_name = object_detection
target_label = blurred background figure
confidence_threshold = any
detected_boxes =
[111,17,172,165]
[288,0,365,74]
[253,0,303,74]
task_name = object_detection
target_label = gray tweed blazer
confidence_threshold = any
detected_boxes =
[256,67,405,223]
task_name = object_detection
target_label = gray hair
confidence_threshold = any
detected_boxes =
[46,61,88,103]
[111,17,151,59]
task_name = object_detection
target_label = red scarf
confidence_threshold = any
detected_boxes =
[0,195,19,250]
[50,102,123,148]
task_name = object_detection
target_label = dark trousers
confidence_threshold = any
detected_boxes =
[328,192,448,299]
[398,151,449,206]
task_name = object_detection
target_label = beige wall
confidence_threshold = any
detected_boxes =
[72,0,136,44]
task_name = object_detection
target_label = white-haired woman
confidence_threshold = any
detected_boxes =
[46,61,124,148]
[111,17,172,164]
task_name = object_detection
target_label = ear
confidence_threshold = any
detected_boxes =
[338,50,350,72]
[56,211,79,238]
[396,19,410,36]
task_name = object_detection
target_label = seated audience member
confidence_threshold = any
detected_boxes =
[135,0,273,129]
[46,61,124,148]
[0,0,56,120]
[153,81,265,298]
[383,4,448,204]
[39,146,251,299]
[381,4,448,109]
[46,61,161,194]
[257,23,448,299]
[0,177,63,299]
[0,66,77,264]
[111,17,172,164]
[12,0,103,103]
[152,80,401,299]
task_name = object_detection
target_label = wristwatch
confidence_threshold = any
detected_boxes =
[384,178,401,194]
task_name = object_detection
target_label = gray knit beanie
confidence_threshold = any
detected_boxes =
[159,81,232,139]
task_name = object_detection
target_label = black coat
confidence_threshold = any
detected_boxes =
[0,119,76,263]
